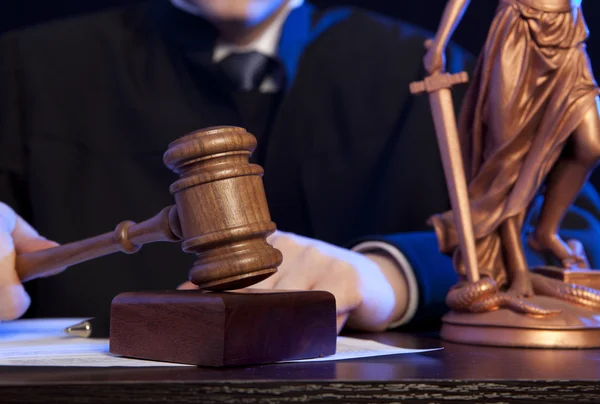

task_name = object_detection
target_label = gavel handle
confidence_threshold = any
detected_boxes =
[16,205,182,282]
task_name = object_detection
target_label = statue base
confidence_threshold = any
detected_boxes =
[532,266,600,290]
[109,289,337,366]
[440,295,600,348]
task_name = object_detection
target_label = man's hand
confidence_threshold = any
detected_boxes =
[179,230,409,333]
[0,202,60,321]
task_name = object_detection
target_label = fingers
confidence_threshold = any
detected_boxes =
[13,216,50,250]
[13,213,59,255]
[260,231,366,334]
[271,246,325,291]
[265,229,279,245]
[336,313,349,334]
[0,201,56,253]
[250,231,309,290]
[0,230,17,285]
[0,202,16,234]
[0,203,58,316]
[248,266,283,290]
[13,212,62,279]
[0,284,31,321]
[15,238,59,255]
[239,231,400,334]
[177,281,199,290]
[315,262,362,320]
[0,231,30,320]
[0,204,31,320]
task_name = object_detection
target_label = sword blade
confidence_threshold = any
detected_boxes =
[429,88,479,283]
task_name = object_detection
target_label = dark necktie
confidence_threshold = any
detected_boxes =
[217,51,274,91]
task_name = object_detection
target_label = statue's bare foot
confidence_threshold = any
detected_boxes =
[528,231,572,262]
[507,271,534,297]
[528,232,590,268]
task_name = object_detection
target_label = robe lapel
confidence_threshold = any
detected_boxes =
[277,3,351,91]
[262,3,351,239]
[147,0,242,129]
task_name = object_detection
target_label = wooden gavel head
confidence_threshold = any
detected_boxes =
[163,126,283,291]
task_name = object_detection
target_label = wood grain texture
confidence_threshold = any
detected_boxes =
[109,289,337,366]
[163,126,282,290]
[3,332,600,402]
[2,381,599,403]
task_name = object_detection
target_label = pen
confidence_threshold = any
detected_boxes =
[63,317,110,338]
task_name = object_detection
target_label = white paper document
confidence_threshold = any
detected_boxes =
[289,336,441,362]
[0,319,440,367]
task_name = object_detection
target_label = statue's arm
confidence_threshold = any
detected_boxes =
[430,0,471,52]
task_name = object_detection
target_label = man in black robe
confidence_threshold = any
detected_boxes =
[1,0,599,332]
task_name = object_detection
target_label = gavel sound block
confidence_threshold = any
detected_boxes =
[16,126,337,367]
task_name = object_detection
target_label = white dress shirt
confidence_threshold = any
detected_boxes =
[170,0,419,328]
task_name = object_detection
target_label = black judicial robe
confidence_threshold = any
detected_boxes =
[2,1,600,327]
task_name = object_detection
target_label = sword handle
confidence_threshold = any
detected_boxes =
[409,72,469,95]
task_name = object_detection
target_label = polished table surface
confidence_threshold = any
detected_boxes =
[2,331,600,403]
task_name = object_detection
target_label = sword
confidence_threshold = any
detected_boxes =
[409,59,479,283]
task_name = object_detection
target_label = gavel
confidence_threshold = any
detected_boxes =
[16,126,283,291]
[14,125,336,367]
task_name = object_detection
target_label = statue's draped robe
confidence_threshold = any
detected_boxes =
[430,0,599,287]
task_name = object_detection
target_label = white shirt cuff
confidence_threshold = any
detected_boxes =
[352,241,419,328]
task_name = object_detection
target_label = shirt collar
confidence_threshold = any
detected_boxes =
[170,0,304,62]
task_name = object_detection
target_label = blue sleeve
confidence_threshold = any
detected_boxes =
[374,231,457,329]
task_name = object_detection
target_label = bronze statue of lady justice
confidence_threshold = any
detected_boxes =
[412,0,600,347]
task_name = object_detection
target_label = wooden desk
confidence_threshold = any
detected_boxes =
[2,331,599,403]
